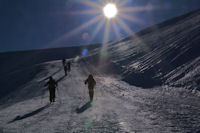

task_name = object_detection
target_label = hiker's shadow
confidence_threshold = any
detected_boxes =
[56,75,66,83]
[8,104,49,124]
[76,101,92,114]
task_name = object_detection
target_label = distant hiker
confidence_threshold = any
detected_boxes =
[44,76,57,103]
[64,65,68,76]
[62,58,66,67]
[85,74,96,102]
[62,59,67,76]
[67,61,71,72]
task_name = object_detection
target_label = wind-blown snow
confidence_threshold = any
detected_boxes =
[0,61,200,132]
[0,9,200,133]
[105,9,200,90]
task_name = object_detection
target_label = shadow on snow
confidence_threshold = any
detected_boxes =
[76,101,92,114]
[8,104,49,124]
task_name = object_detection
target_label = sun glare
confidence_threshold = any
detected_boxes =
[52,0,157,46]
[103,3,118,19]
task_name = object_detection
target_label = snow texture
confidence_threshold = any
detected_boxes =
[0,9,200,133]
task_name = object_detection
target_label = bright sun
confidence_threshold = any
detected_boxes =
[103,3,118,19]
[54,0,156,45]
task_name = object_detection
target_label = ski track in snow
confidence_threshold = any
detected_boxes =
[0,61,200,133]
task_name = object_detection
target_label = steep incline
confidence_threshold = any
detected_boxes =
[102,9,200,90]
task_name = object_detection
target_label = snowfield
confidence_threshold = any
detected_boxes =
[0,60,200,133]
[0,9,200,133]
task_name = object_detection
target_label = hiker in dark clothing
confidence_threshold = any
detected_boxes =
[62,59,67,76]
[62,59,66,67]
[85,74,96,102]
[67,61,71,72]
[45,76,57,103]
[64,65,67,76]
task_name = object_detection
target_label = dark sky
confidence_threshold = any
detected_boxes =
[0,0,200,52]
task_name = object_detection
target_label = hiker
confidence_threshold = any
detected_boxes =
[64,64,67,76]
[67,61,71,72]
[62,59,67,76]
[62,58,66,67]
[85,74,96,102]
[44,76,57,103]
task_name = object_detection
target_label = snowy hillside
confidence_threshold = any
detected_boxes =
[0,44,100,100]
[0,44,100,76]
[1,60,200,132]
[103,9,200,91]
[0,9,200,133]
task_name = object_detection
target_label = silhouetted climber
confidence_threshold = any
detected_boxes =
[85,74,96,102]
[62,59,67,76]
[62,58,66,67]
[67,61,71,72]
[64,65,68,76]
[44,76,57,103]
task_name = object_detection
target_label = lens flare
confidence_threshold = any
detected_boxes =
[82,32,89,40]
[82,49,88,56]
[51,0,157,47]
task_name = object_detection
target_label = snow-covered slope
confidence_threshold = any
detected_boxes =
[102,9,200,90]
[0,44,100,100]
[0,44,100,76]
[1,60,200,132]
[0,9,200,133]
